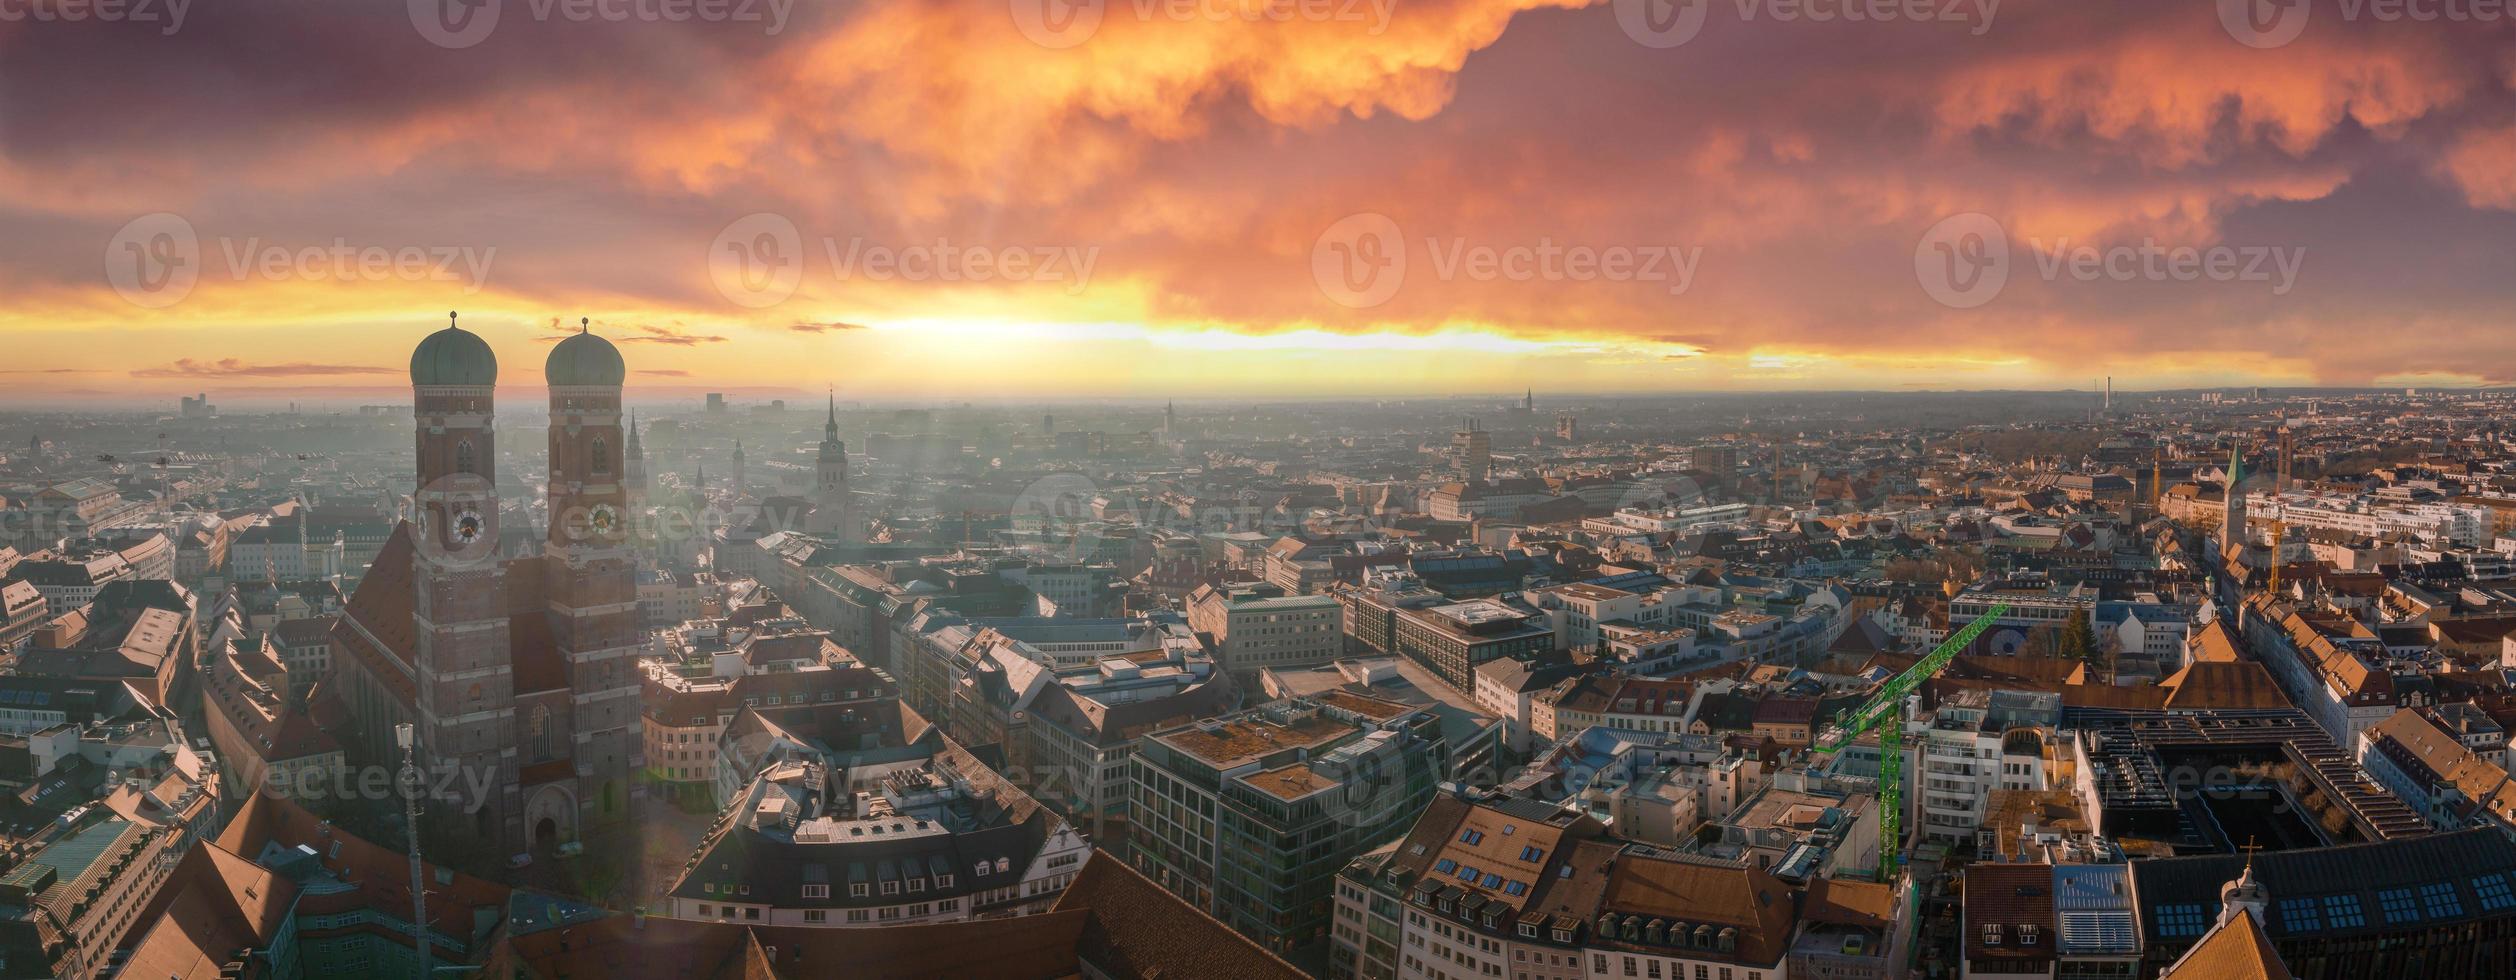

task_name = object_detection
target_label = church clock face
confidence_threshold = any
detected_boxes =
[589,503,619,536]
[451,507,486,545]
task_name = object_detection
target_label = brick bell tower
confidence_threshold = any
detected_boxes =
[542,319,642,827]
[406,311,522,851]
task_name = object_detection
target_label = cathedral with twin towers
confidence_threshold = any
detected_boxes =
[325,314,653,857]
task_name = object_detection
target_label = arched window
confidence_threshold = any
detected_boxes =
[591,437,611,475]
[529,705,553,762]
[455,440,476,476]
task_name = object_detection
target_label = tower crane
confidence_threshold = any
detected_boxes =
[1819,601,2011,880]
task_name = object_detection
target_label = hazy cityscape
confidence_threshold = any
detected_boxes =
[8,2,2516,980]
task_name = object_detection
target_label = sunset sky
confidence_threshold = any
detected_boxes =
[2,0,2513,404]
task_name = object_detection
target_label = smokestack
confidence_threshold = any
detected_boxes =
[2104,377,2113,414]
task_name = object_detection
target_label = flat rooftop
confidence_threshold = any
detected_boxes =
[1154,712,1355,768]
[1242,763,1335,801]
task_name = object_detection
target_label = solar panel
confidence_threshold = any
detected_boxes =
[2057,911,2137,954]
[2278,897,2321,933]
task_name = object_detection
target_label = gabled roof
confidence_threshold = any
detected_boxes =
[500,909,1089,980]
[1051,848,1308,980]
[115,841,301,980]
[2159,909,2292,980]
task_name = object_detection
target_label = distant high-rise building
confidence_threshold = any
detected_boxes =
[729,440,746,500]
[1452,419,1491,482]
[705,392,727,412]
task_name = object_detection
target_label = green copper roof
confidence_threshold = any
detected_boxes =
[545,328,626,387]
[410,320,498,387]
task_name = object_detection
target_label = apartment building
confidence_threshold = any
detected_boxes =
[664,739,1089,929]
[1190,583,1346,675]
[1914,690,2058,848]
[1130,692,1447,961]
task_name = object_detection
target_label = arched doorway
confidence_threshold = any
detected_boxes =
[522,784,578,851]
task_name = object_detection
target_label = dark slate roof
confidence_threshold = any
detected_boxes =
[2129,829,2516,946]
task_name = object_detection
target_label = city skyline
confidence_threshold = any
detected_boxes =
[6,2,2515,397]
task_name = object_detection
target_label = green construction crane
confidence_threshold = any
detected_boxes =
[1819,601,2010,881]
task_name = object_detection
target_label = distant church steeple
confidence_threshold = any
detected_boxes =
[810,387,854,538]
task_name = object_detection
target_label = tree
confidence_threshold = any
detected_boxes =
[2058,608,2097,664]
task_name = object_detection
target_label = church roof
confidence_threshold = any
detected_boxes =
[410,319,497,387]
[545,326,625,387]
